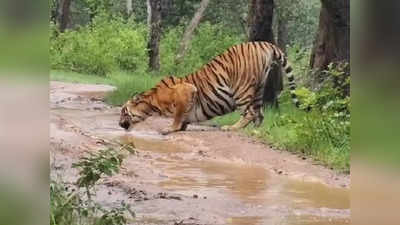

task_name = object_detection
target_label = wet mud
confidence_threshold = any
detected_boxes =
[50,81,350,225]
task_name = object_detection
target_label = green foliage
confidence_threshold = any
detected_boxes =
[275,0,321,47]
[160,22,243,76]
[50,15,148,76]
[50,181,131,225]
[72,148,125,189]
[51,147,133,225]
[105,71,161,106]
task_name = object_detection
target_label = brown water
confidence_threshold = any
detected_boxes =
[120,135,350,225]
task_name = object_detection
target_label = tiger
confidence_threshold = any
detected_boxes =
[119,41,299,135]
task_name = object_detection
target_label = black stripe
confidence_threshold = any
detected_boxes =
[214,59,225,70]
[194,77,215,119]
[208,62,218,72]
[288,75,294,82]
[206,102,220,116]
[218,87,233,98]
[282,57,287,68]
[236,99,251,107]
[205,79,233,111]
[210,70,225,88]
[197,92,213,120]
[286,67,293,74]
[221,54,228,62]
[226,51,235,66]
[235,83,253,100]
[291,93,297,99]
[200,87,223,114]
[260,42,269,52]
[142,110,152,116]
[170,76,176,85]
[191,73,200,88]
[133,113,145,120]
[161,79,171,88]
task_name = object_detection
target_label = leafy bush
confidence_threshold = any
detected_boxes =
[50,181,131,225]
[51,147,134,225]
[50,15,148,76]
[72,148,125,190]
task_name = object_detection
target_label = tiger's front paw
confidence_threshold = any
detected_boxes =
[160,127,178,135]
[160,128,172,135]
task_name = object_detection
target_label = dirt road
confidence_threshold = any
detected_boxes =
[50,81,350,225]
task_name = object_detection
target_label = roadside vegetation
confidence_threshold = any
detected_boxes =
[51,147,135,225]
[50,0,349,172]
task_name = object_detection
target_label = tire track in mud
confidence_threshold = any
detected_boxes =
[50,81,350,225]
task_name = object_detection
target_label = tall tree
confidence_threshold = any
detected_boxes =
[248,0,282,107]
[310,0,350,77]
[175,0,211,64]
[147,0,162,71]
[59,0,73,32]
[126,0,133,18]
[248,0,275,42]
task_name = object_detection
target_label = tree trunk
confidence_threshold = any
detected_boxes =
[147,0,162,71]
[50,0,60,24]
[126,0,133,18]
[248,0,275,42]
[175,0,210,64]
[310,0,350,82]
[248,0,282,107]
[59,0,72,32]
[277,17,288,54]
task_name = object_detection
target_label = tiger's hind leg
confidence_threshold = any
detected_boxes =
[252,88,266,127]
[253,108,264,127]
[222,84,264,131]
[222,91,258,131]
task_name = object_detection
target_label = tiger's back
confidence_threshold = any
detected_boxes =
[120,41,299,134]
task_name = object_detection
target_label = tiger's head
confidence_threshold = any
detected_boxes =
[119,96,154,131]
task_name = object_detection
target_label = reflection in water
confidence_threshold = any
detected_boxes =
[119,135,185,154]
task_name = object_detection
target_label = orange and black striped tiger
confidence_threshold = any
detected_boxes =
[119,42,299,134]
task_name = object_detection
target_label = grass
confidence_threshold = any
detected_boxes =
[212,102,350,172]
[51,70,349,173]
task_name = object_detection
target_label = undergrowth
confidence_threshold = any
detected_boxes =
[50,147,135,225]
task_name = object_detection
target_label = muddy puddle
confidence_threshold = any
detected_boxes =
[118,134,349,208]
[117,133,349,225]
[50,81,350,225]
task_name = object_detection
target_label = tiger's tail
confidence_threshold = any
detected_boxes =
[272,47,301,108]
